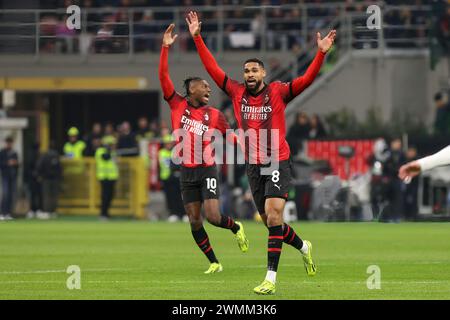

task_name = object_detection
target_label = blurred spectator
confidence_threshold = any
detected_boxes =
[149,120,161,138]
[403,145,419,220]
[0,136,19,220]
[119,0,131,7]
[159,134,185,222]
[84,0,101,34]
[25,142,42,219]
[86,137,103,157]
[95,15,115,53]
[40,15,58,52]
[63,127,86,159]
[102,121,117,146]
[238,188,258,220]
[134,9,158,52]
[250,13,264,49]
[135,117,155,142]
[437,5,450,53]
[55,17,77,53]
[287,112,310,157]
[95,136,119,220]
[160,127,171,140]
[113,8,130,52]
[383,137,406,222]
[77,0,100,54]
[84,122,103,156]
[285,7,303,48]
[117,121,139,156]
[433,92,450,135]
[368,137,390,219]
[267,7,285,50]
[36,141,62,219]
[309,114,327,139]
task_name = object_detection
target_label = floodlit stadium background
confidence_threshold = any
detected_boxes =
[0,0,450,300]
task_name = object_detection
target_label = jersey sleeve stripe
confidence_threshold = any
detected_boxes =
[222,75,229,94]
[165,90,176,101]
[289,82,294,100]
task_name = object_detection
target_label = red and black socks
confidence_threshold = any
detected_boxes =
[218,215,240,234]
[191,226,218,264]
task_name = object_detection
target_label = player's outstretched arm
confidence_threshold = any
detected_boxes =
[159,24,178,100]
[186,11,228,92]
[290,30,337,97]
[398,145,450,181]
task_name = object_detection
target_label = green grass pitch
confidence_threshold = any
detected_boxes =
[1,218,449,299]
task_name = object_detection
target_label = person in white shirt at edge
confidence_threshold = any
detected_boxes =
[398,145,450,183]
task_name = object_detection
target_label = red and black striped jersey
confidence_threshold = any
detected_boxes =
[159,46,231,168]
[223,79,292,164]
[193,35,325,164]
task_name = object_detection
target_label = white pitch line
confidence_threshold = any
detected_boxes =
[0,268,136,275]
[0,270,66,275]
[1,279,447,285]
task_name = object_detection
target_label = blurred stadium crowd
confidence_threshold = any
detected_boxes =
[31,0,448,54]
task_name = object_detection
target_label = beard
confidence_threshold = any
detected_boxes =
[245,79,262,92]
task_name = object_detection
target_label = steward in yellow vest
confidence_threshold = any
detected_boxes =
[63,127,86,175]
[63,127,86,159]
[95,136,119,219]
[158,134,185,221]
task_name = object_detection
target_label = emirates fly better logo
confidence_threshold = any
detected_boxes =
[241,94,272,120]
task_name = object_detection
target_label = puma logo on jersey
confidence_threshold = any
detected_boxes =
[210,189,216,195]
[274,184,281,190]
[185,109,191,115]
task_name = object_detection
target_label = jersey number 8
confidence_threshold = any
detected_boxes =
[271,170,280,183]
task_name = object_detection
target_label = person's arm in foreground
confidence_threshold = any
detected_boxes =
[399,145,450,181]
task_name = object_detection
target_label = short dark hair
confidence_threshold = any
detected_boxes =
[183,77,203,97]
[243,58,265,69]
[5,136,13,143]
[434,92,443,101]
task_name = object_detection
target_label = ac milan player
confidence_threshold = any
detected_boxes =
[187,11,336,294]
[159,24,249,274]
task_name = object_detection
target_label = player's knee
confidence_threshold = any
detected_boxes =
[265,206,282,227]
[189,216,203,230]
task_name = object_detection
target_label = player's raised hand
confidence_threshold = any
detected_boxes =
[186,11,202,37]
[398,161,422,182]
[317,29,337,53]
[162,23,178,47]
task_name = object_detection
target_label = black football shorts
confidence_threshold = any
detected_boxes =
[246,159,293,215]
[180,165,220,205]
